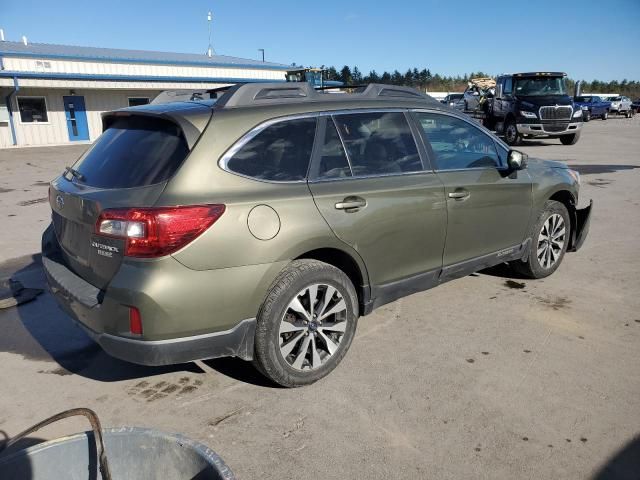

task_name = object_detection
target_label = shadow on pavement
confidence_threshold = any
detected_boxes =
[1,254,270,383]
[479,263,531,280]
[565,164,639,175]
[204,357,280,388]
[593,434,640,480]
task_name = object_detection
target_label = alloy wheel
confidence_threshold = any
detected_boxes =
[278,283,348,371]
[537,214,566,269]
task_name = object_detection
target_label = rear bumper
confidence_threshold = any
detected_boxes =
[41,224,266,365]
[79,316,255,366]
[42,253,256,365]
[568,200,593,252]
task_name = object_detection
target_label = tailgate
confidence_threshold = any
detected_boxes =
[48,107,211,289]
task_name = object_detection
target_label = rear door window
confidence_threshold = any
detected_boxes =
[71,116,189,188]
[313,118,352,180]
[331,112,422,176]
[414,112,501,170]
[225,118,317,181]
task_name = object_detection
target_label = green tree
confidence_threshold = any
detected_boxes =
[325,66,339,81]
[340,65,353,85]
[367,70,380,83]
[352,66,363,84]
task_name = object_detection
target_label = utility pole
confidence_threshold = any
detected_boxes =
[258,48,265,62]
[206,11,215,57]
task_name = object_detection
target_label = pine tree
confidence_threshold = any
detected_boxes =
[352,66,363,84]
[340,65,353,85]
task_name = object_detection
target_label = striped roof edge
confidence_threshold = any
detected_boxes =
[0,40,292,70]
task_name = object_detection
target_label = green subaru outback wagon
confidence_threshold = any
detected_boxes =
[42,83,591,387]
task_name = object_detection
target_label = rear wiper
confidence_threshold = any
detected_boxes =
[64,166,85,182]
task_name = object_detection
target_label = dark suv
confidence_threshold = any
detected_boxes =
[42,83,592,387]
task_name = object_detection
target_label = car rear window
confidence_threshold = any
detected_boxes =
[70,116,189,189]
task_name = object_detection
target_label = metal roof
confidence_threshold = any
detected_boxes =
[0,40,291,70]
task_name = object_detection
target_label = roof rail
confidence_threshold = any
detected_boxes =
[214,82,433,109]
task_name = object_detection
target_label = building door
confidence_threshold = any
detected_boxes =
[63,95,89,141]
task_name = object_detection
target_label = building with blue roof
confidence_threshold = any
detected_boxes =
[0,38,292,147]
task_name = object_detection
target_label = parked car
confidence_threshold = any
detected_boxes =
[440,93,464,107]
[608,96,634,117]
[631,98,640,113]
[42,83,592,387]
[573,95,611,121]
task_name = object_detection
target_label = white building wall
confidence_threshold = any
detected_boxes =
[0,55,291,148]
[3,57,287,81]
[4,88,171,147]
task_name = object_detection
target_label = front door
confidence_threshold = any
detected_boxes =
[308,113,447,290]
[63,95,89,141]
[413,111,532,270]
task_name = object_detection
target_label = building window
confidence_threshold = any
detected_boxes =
[17,97,49,123]
[128,97,150,107]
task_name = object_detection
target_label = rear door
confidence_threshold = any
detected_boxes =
[412,111,532,270]
[49,114,196,289]
[308,111,446,288]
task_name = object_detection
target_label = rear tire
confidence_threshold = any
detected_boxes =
[601,110,608,120]
[560,132,580,145]
[511,200,570,279]
[625,109,632,118]
[253,260,359,387]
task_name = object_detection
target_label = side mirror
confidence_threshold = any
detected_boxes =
[495,83,503,99]
[507,150,528,170]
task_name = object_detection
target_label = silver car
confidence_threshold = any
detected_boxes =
[608,96,634,117]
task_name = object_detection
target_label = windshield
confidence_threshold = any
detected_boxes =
[575,96,590,102]
[610,97,622,101]
[514,77,567,96]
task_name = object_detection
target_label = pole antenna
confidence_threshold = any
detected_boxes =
[207,11,215,57]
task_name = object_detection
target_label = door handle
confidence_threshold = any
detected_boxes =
[335,197,367,211]
[448,190,470,200]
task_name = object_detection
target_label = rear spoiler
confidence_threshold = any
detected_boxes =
[101,104,213,150]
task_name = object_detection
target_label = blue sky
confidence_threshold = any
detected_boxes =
[1,0,639,81]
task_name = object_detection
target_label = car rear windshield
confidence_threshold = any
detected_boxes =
[70,116,189,189]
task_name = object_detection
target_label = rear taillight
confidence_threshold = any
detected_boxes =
[96,205,225,258]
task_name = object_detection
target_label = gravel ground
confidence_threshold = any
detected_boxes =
[0,117,638,479]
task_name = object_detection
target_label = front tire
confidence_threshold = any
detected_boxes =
[253,260,359,387]
[504,118,522,146]
[560,132,580,145]
[511,200,570,279]
[583,110,591,122]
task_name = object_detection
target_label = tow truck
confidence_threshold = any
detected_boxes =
[461,72,583,146]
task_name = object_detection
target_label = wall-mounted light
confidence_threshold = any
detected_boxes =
[69,89,76,95]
